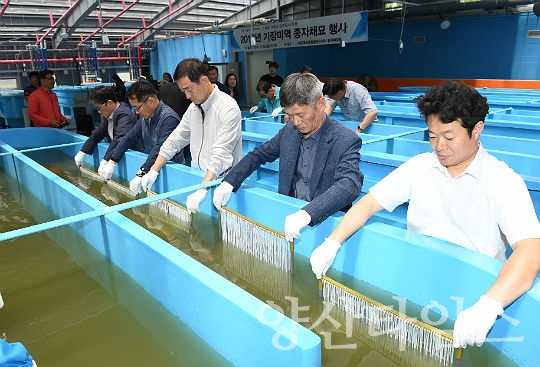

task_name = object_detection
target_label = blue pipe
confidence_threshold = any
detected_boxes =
[0,142,84,157]
[0,179,221,242]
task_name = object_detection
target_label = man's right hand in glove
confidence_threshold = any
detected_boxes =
[310,238,341,279]
[141,169,159,191]
[212,181,234,210]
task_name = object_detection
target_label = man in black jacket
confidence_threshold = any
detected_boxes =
[74,85,142,170]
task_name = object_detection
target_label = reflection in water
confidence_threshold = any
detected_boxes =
[0,171,232,367]
[0,188,36,232]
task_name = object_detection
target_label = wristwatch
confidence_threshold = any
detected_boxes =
[357,125,363,132]
[136,167,147,177]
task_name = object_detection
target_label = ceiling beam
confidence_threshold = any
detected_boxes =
[129,0,210,45]
[51,0,100,48]
[223,0,299,24]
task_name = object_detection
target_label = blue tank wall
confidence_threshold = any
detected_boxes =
[151,12,540,100]
[2,124,540,366]
[0,128,321,367]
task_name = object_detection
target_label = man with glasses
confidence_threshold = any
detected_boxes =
[249,80,283,118]
[98,80,184,183]
[27,69,70,128]
[138,57,242,214]
[73,86,142,171]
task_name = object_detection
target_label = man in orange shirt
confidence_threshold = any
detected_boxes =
[27,69,70,128]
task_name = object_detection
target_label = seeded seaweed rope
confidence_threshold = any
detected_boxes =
[146,190,192,234]
[222,240,292,301]
[81,166,136,198]
[80,166,135,197]
[320,276,463,366]
[219,206,294,273]
[80,167,192,233]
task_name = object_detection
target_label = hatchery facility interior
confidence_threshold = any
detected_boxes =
[1,1,540,366]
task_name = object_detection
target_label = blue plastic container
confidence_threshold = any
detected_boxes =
[0,128,321,367]
[1,127,539,367]
[0,90,26,128]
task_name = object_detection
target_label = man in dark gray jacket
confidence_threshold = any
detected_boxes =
[74,85,142,170]
[213,72,363,241]
[98,80,184,190]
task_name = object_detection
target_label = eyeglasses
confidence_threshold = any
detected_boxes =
[133,97,149,112]
[44,77,55,82]
[96,102,108,112]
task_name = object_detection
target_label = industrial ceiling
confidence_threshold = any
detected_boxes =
[0,0,537,54]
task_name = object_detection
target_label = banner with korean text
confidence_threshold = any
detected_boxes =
[231,11,368,52]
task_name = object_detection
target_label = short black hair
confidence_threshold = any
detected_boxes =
[207,65,218,73]
[38,69,53,80]
[269,61,278,69]
[298,65,315,75]
[173,58,207,83]
[322,78,345,96]
[88,85,118,104]
[256,80,272,93]
[29,71,39,78]
[415,81,489,137]
[127,80,158,102]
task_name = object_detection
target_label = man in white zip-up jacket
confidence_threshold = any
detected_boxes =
[140,57,242,213]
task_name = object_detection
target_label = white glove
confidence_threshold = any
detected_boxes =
[129,175,143,194]
[453,295,503,348]
[212,181,234,210]
[284,209,311,242]
[74,151,85,167]
[310,238,341,279]
[98,159,108,172]
[98,161,115,180]
[249,106,259,115]
[141,169,159,191]
[186,189,208,214]
[271,106,283,118]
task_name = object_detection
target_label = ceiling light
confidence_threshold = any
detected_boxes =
[440,19,451,30]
